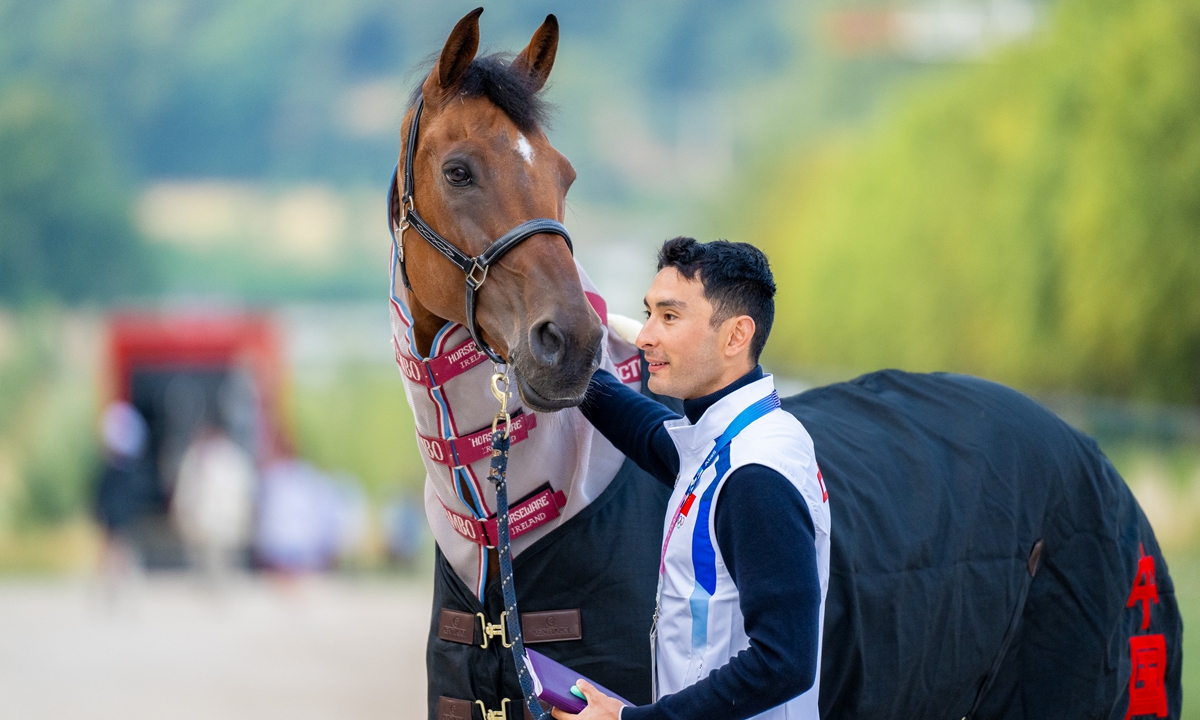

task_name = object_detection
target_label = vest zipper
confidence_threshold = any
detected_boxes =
[650,578,662,701]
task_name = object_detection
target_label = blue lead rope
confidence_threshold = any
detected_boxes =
[489,422,550,720]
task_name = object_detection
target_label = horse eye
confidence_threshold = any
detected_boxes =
[444,165,471,186]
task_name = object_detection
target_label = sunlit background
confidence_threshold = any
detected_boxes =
[1,0,1197,717]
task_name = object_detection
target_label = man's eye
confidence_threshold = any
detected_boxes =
[444,166,471,186]
[643,310,651,319]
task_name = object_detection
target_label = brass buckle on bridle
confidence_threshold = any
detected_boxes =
[476,611,512,649]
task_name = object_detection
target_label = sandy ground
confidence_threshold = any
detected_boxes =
[0,574,431,720]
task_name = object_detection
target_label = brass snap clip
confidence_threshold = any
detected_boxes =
[491,368,512,439]
[474,698,511,720]
[476,611,512,649]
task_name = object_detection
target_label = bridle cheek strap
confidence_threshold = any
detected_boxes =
[387,96,573,365]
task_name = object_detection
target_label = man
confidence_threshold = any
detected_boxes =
[553,237,831,720]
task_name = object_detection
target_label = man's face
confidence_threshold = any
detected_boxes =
[636,268,725,399]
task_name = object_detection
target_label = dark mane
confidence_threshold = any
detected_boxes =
[409,53,550,131]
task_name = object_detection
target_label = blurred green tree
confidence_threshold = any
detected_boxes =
[0,87,149,306]
[753,0,1200,403]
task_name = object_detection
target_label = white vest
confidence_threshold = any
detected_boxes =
[655,375,831,719]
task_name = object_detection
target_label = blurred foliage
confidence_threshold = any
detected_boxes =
[751,0,1200,403]
[0,311,100,531]
[0,0,796,187]
[150,242,383,303]
[0,87,151,306]
[289,364,422,500]
[0,0,804,306]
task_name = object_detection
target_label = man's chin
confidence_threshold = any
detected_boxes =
[646,373,681,399]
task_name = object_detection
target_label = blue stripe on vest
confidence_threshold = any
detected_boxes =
[688,444,731,651]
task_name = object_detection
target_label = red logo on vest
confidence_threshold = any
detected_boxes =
[816,468,828,503]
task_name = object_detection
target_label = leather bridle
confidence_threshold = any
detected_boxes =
[388,96,574,365]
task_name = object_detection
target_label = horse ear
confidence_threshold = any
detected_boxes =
[512,14,558,92]
[424,7,483,99]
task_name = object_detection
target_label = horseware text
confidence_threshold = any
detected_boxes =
[440,488,566,547]
[393,336,489,388]
[419,414,537,468]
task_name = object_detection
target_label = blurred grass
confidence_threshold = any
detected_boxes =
[0,519,99,576]
[289,362,423,501]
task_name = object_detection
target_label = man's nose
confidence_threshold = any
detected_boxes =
[635,321,654,349]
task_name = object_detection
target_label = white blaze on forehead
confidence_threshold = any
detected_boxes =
[516,133,535,164]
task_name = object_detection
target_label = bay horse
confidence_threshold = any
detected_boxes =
[389,9,1182,720]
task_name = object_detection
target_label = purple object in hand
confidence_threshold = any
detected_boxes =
[526,649,635,714]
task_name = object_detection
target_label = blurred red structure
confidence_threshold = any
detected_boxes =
[106,312,288,464]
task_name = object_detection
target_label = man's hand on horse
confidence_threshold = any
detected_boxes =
[549,680,625,720]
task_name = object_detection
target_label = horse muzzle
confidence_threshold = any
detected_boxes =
[510,321,603,411]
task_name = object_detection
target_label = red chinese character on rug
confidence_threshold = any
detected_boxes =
[1125,634,1168,719]
[1127,544,1159,631]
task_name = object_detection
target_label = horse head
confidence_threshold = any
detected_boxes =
[393,8,602,412]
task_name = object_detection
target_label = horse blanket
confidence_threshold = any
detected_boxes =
[788,370,1181,719]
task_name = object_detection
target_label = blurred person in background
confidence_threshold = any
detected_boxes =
[255,452,368,574]
[255,456,340,574]
[171,421,256,589]
[93,401,152,605]
[383,490,425,569]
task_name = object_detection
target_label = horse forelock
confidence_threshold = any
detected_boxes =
[408,53,552,132]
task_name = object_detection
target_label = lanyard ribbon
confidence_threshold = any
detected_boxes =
[659,391,780,573]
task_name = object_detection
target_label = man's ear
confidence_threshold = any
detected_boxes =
[512,14,559,92]
[724,316,757,360]
[421,7,483,102]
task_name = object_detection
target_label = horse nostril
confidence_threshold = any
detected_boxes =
[531,320,565,365]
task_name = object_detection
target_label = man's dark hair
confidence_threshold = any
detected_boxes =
[657,237,777,363]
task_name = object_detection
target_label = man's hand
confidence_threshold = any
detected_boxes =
[549,680,625,720]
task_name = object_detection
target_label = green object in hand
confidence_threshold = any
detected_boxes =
[571,684,586,701]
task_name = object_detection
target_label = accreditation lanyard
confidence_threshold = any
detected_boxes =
[658,391,781,573]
